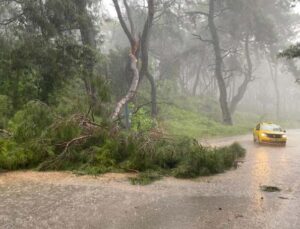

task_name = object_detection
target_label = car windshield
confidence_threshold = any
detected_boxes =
[261,124,282,132]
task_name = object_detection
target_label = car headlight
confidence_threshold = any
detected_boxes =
[282,134,287,138]
[261,133,267,137]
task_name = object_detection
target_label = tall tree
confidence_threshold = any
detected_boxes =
[111,0,155,120]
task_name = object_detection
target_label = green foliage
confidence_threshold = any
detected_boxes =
[0,139,31,170]
[0,103,246,184]
[160,105,256,138]
[173,142,245,178]
[9,101,54,143]
[0,101,55,170]
[46,119,82,144]
[52,79,90,116]
[129,104,155,132]
[0,95,12,128]
[120,134,245,180]
[278,43,300,59]
[0,138,51,170]
[107,48,131,98]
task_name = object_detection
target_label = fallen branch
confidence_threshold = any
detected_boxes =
[0,129,12,137]
[123,168,140,173]
[38,135,92,171]
[61,135,92,155]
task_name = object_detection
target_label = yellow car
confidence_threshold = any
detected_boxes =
[253,122,287,145]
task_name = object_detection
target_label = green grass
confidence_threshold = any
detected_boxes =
[160,105,258,138]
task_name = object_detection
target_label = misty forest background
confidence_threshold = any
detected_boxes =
[0,0,299,182]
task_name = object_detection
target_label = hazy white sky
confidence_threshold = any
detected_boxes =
[104,1,300,17]
[103,1,117,18]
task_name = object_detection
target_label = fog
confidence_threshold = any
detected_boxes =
[100,0,300,126]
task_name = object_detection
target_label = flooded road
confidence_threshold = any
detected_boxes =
[1,130,300,229]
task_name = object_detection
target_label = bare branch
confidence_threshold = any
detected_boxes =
[214,7,230,17]
[123,0,136,37]
[0,12,24,26]
[112,0,135,48]
[192,33,212,43]
[0,129,12,136]
[185,11,209,17]
[221,48,242,59]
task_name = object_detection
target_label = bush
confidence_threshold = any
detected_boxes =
[0,139,34,170]
[45,118,82,144]
[173,142,245,178]
[0,137,54,170]
[9,101,54,143]
[0,95,12,129]
[129,104,155,132]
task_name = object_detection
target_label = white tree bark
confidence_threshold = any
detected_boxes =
[111,54,139,120]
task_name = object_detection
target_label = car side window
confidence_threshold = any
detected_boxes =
[256,124,260,131]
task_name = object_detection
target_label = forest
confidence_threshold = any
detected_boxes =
[0,0,300,184]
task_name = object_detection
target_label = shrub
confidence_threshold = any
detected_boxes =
[0,95,12,129]
[0,137,54,170]
[173,142,246,178]
[9,101,54,143]
[45,118,82,144]
[129,103,155,132]
[0,139,33,169]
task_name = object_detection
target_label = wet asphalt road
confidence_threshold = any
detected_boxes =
[1,130,300,229]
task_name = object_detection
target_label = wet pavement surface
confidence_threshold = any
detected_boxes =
[1,130,300,229]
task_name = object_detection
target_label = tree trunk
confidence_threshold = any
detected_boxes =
[192,63,201,96]
[268,60,280,120]
[111,0,154,120]
[111,54,139,120]
[75,0,97,115]
[273,65,280,120]
[230,32,252,114]
[146,72,158,117]
[139,0,156,117]
[208,0,232,125]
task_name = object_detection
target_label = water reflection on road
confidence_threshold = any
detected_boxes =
[251,147,271,212]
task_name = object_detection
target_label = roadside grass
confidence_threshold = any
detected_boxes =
[159,105,258,139]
